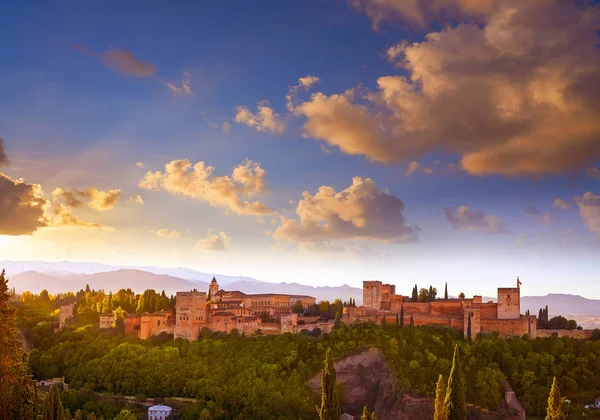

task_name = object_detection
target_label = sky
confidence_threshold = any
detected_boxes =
[1,0,600,298]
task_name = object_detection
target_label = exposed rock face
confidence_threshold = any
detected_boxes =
[308,347,431,419]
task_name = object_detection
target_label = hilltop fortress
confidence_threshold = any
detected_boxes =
[343,280,538,338]
[93,277,322,340]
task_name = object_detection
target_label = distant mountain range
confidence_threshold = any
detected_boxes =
[3,261,599,318]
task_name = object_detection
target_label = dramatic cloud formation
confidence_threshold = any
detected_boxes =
[286,75,321,111]
[0,137,8,165]
[444,206,505,233]
[102,48,157,77]
[574,192,600,236]
[553,197,572,211]
[297,1,600,176]
[234,102,285,134]
[166,72,192,95]
[0,173,48,235]
[156,228,181,238]
[587,167,600,181]
[52,187,121,211]
[525,205,555,226]
[197,230,231,250]
[139,159,273,215]
[273,176,418,244]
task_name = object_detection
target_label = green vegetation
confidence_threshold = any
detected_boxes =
[316,348,341,420]
[433,374,446,420]
[42,386,65,420]
[443,345,466,420]
[545,377,564,420]
[360,405,377,420]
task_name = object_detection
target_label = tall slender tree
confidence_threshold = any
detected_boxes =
[0,269,41,420]
[400,304,404,327]
[361,406,378,420]
[382,314,386,327]
[444,345,466,420]
[545,377,564,420]
[412,285,419,302]
[444,282,448,300]
[42,386,65,420]
[316,349,341,420]
[395,311,399,329]
[434,374,446,420]
[409,315,414,329]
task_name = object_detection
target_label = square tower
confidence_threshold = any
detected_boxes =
[363,280,382,309]
[175,291,207,341]
[497,288,520,319]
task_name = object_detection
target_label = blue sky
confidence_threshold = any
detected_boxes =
[1,1,599,298]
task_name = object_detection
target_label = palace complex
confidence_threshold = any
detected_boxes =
[90,277,323,340]
[343,279,538,338]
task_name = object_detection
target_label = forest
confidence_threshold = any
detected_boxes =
[6,278,600,419]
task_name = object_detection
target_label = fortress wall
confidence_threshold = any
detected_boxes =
[430,301,463,316]
[497,288,520,320]
[481,318,530,337]
[401,302,432,315]
[536,329,592,339]
[479,303,498,320]
[412,315,452,328]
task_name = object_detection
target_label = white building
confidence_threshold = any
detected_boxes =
[148,404,172,419]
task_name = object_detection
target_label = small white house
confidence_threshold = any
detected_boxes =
[148,404,172,419]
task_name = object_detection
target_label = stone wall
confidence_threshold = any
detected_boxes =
[481,318,530,337]
[175,291,206,341]
[363,281,382,310]
[497,288,520,320]
[536,329,593,339]
[59,303,75,330]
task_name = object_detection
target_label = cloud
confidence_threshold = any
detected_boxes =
[136,162,145,169]
[351,0,503,29]
[0,137,8,165]
[197,230,231,250]
[127,195,144,204]
[139,159,274,216]
[525,205,555,225]
[444,206,506,233]
[297,1,600,176]
[52,187,121,211]
[156,228,181,239]
[552,197,572,211]
[574,192,600,236]
[0,172,48,235]
[273,176,419,244]
[102,48,157,77]
[50,204,102,229]
[587,167,600,181]
[234,102,285,134]
[405,161,420,176]
[166,72,192,95]
[222,121,231,132]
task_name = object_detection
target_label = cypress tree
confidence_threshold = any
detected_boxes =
[400,304,404,327]
[429,285,434,302]
[444,344,466,420]
[545,377,564,420]
[382,314,386,327]
[409,315,414,329]
[316,348,341,420]
[466,315,472,341]
[444,282,448,300]
[412,285,418,302]
[0,269,41,419]
[361,406,370,420]
[434,374,446,420]
[395,311,399,329]
[42,386,65,420]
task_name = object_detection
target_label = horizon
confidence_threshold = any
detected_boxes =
[1,1,600,300]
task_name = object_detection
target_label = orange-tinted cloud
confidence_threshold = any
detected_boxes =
[234,102,285,134]
[274,176,419,244]
[139,159,274,216]
[156,228,181,238]
[552,197,572,211]
[166,72,192,96]
[444,206,506,233]
[102,48,157,77]
[0,172,48,235]
[574,192,600,236]
[50,204,102,229]
[587,167,600,181]
[52,187,121,211]
[197,230,231,250]
[298,1,600,176]
[525,205,555,226]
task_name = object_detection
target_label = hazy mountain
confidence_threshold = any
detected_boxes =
[0,260,263,286]
[521,294,600,317]
[11,269,208,296]
[227,280,362,303]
